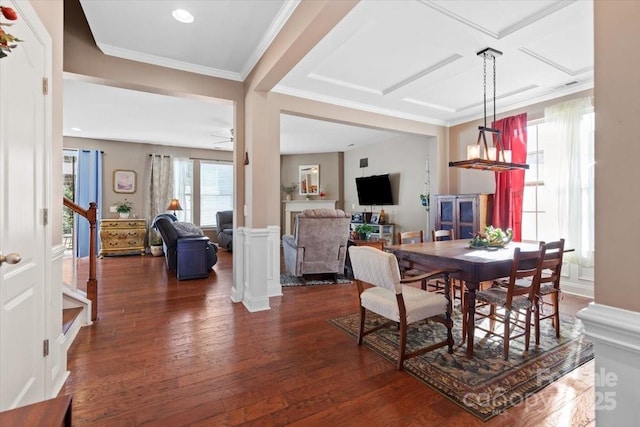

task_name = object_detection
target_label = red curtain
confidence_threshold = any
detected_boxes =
[491,113,527,241]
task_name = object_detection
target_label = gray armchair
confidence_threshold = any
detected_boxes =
[216,210,233,251]
[282,208,351,277]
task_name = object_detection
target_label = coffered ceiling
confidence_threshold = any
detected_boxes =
[64,0,593,154]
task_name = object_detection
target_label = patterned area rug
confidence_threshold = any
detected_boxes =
[329,311,593,421]
[280,274,353,286]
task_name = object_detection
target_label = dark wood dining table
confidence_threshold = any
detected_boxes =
[385,239,540,358]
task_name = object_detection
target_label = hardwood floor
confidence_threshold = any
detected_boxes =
[62,251,595,426]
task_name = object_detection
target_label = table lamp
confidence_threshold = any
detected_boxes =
[167,198,183,216]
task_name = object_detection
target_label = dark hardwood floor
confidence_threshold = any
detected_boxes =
[62,250,595,426]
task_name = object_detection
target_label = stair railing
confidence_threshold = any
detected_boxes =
[63,198,98,321]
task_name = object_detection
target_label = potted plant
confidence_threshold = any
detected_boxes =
[281,182,298,201]
[149,231,163,256]
[115,199,133,219]
[355,223,376,240]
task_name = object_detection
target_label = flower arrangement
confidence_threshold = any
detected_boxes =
[280,182,298,195]
[0,5,21,59]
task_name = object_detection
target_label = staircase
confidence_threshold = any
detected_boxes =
[61,285,92,352]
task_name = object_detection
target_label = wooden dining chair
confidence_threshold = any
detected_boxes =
[535,239,565,341]
[430,229,465,311]
[474,246,546,360]
[348,246,454,370]
[396,230,429,289]
[492,239,565,343]
[432,229,454,241]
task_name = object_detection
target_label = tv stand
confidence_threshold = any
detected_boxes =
[349,222,394,245]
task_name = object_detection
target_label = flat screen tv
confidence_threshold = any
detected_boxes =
[356,174,394,206]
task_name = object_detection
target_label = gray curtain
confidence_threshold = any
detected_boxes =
[147,155,174,222]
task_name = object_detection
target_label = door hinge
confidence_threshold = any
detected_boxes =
[42,77,48,95]
[43,339,49,357]
[42,208,48,226]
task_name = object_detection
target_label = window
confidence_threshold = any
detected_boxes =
[173,158,232,227]
[200,161,233,226]
[522,106,594,266]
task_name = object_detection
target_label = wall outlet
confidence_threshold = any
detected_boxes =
[109,205,117,213]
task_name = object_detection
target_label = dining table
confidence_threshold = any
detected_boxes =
[385,238,540,358]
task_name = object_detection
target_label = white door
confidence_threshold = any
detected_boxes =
[0,0,50,410]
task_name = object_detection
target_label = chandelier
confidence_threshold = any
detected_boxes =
[449,48,529,172]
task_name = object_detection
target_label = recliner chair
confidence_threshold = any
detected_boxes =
[215,210,233,251]
[152,215,218,280]
[282,208,351,277]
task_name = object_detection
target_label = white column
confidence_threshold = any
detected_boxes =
[577,303,640,425]
[267,226,282,297]
[230,227,270,312]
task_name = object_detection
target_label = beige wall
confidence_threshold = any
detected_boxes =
[63,137,232,222]
[594,2,640,312]
[344,133,438,238]
[280,152,343,203]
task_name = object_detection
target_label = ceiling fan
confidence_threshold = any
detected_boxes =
[210,128,234,151]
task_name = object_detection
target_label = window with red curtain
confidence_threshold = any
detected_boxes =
[491,113,527,241]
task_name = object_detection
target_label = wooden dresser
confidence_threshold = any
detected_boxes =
[99,219,146,258]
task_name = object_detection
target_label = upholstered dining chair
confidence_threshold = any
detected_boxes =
[474,246,546,360]
[348,246,454,370]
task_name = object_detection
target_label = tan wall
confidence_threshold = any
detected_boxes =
[594,2,640,312]
[344,133,437,238]
[448,89,593,195]
[280,152,343,203]
[63,137,232,222]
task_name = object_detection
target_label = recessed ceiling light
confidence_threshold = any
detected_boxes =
[172,9,194,24]
[71,127,82,132]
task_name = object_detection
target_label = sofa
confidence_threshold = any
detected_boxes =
[282,208,351,277]
[216,210,233,251]
[152,215,218,280]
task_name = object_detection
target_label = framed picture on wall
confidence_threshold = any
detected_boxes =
[113,170,136,194]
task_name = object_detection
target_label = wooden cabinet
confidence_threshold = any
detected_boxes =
[349,223,395,245]
[99,219,146,258]
[434,194,493,240]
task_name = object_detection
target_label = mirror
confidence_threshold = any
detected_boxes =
[299,164,320,195]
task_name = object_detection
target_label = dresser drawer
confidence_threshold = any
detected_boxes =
[100,219,146,229]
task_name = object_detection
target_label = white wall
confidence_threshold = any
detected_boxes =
[344,134,438,239]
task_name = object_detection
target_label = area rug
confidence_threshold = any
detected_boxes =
[329,311,593,421]
[280,274,352,286]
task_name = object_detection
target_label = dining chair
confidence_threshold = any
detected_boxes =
[474,246,546,360]
[493,239,566,343]
[396,230,429,289]
[432,229,455,241]
[348,246,454,370]
[535,239,565,341]
[430,229,466,311]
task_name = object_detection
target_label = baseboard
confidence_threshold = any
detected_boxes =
[577,303,640,425]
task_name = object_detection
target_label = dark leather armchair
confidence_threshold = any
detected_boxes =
[215,210,233,251]
[152,215,218,280]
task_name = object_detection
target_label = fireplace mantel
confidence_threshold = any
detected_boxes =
[283,199,337,235]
